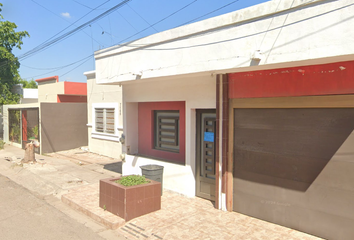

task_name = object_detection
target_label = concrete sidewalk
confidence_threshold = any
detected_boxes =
[0,145,121,198]
[0,174,104,240]
[0,144,124,239]
[0,144,322,240]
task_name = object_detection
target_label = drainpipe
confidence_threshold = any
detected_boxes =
[218,75,224,210]
[217,74,227,211]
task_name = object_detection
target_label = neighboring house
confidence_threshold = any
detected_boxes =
[85,0,354,239]
[36,76,87,103]
[3,76,88,154]
[12,84,38,104]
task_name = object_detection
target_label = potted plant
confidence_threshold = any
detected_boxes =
[99,175,161,221]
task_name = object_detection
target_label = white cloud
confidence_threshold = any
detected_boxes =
[61,12,71,18]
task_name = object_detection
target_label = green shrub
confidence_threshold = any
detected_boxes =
[115,175,150,187]
[0,140,4,150]
[31,125,38,139]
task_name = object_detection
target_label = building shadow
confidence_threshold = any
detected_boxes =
[103,162,122,174]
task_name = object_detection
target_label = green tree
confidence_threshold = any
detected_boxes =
[18,78,37,89]
[0,3,29,105]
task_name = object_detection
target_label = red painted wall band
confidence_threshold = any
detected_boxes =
[57,95,87,103]
[64,82,87,95]
[229,60,354,99]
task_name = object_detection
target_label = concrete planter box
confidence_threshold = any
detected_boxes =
[99,177,161,221]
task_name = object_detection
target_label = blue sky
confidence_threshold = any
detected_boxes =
[2,0,269,83]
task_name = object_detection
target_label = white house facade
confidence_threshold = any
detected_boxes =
[87,1,354,238]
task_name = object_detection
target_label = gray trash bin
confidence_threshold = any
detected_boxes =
[140,164,164,195]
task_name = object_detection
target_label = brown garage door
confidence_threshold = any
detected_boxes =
[233,108,354,239]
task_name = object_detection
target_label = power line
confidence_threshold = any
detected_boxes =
[263,0,296,64]
[116,0,198,45]
[0,0,258,77]
[99,10,144,40]
[61,56,93,77]
[0,1,110,71]
[21,0,111,59]
[72,0,98,10]
[21,54,94,70]
[178,0,240,27]
[29,0,110,51]
[14,0,232,77]
[97,1,354,56]
[126,3,158,33]
[19,0,131,61]
[30,0,105,47]
[117,12,139,33]
[22,55,93,80]
[72,0,108,11]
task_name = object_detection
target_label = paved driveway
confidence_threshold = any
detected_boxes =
[115,191,322,240]
[63,183,322,240]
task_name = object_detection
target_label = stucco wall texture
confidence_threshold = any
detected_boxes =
[40,103,88,153]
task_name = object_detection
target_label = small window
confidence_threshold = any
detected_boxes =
[154,110,179,152]
[95,108,115,134]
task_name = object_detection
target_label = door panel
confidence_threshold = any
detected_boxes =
[196,110,216,201]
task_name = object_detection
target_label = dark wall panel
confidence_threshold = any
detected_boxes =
[233,108,354,239]
[40,103,88,153]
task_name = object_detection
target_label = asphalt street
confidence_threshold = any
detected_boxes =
[0,173,104,240]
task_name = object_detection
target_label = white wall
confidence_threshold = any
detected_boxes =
[95,0,354,83]
[21,88,39,104]
[85,71,123,159]
[123,75,216,197]
[23,89,38,99]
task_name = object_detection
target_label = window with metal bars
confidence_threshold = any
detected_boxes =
[95,108,115,134]
[154,110,179,152]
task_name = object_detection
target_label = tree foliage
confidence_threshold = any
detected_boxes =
[0,3,29,105]
[18,78,37,89]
